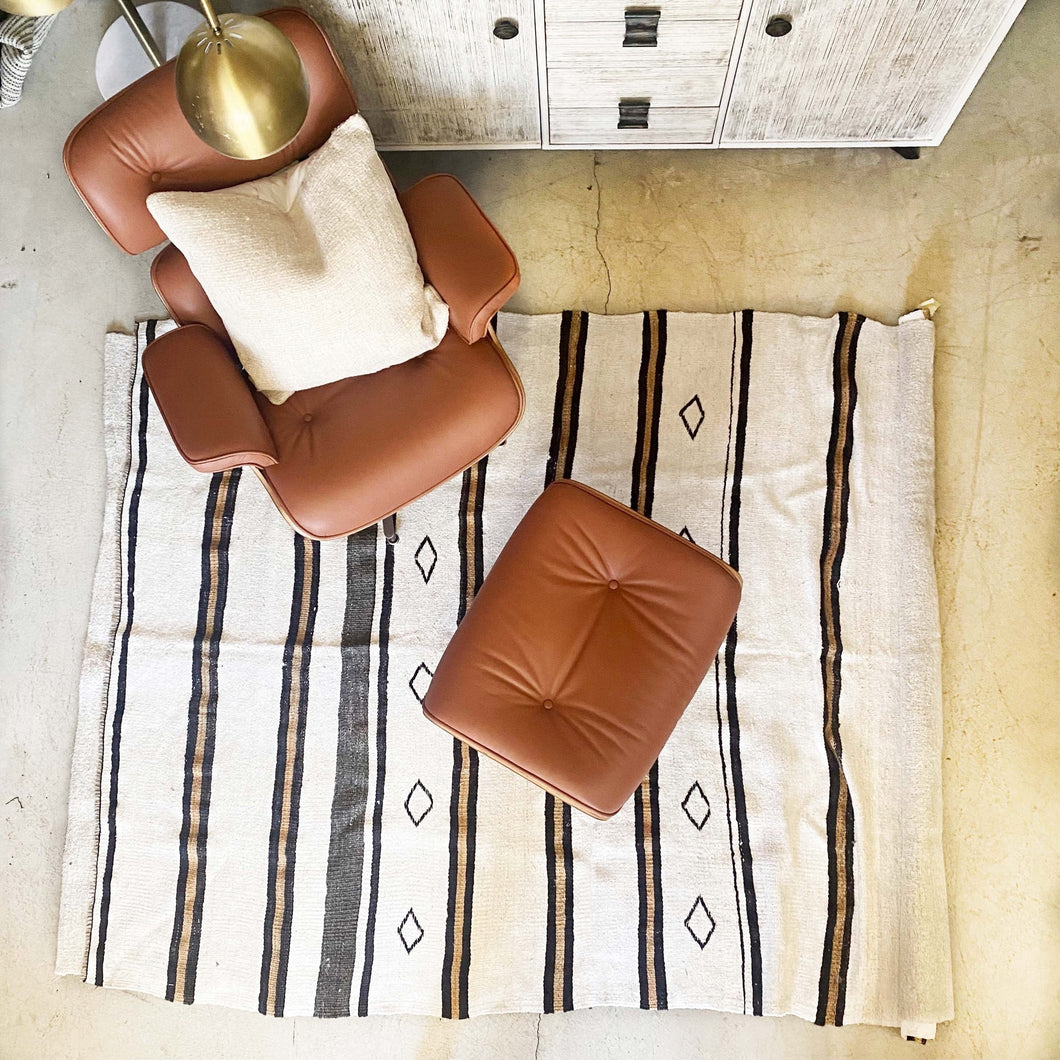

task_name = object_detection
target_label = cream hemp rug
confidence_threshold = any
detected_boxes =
[57,310,951,1039]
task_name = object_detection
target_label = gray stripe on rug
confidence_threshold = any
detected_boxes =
[315,525,379,1016]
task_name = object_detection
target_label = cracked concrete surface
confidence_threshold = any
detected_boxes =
[1,0,1057,1056]
[592,153,613,314]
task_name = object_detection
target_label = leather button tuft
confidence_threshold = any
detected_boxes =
[150,172,162,183]
[542,698,554,710]
[302,413,313,423]
[608,579,619,590]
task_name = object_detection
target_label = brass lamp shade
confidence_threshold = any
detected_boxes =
[0,0,73,15]
[175,11,309,160]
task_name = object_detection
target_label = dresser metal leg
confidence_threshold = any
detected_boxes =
[891,146,921,159]
[382,512,399,545]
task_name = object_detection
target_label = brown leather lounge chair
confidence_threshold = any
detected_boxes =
[63,8,524,541]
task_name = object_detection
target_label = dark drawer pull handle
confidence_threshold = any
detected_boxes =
[623,7,660,47]
[618,99,650,129]
[493,17,519,39]
[765,15,792,36]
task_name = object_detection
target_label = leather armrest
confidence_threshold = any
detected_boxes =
[399,174,520,345]
[151,244,230,340]
[142,324,279,473]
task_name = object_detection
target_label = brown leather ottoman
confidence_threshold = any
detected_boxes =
[422,479,742,820]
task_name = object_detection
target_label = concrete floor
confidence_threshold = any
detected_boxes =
[1,0,1057,1056]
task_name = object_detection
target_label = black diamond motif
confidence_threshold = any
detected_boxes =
[679,395,705,439]
[409,663,433,704]
[684,896,716,949]
[679,526,696,543]
[404,780,434,826]
[398,908,424,953]
[414,535,437,584]
[681,781,710,830]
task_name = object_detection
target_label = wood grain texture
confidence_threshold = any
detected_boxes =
[297,0,541,146]
[544,0,743,19]
[548,64,729,107]
[533,0,552,147]
[721,0,1028,142]
[546,18,738,66]
[550,105,718,143]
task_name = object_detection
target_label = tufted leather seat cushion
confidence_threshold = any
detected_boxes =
[422,479,742,819]
[253,330,523,539]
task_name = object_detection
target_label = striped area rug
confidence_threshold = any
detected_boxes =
[57,311,952,1037]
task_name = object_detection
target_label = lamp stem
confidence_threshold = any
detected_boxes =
[113,0,163,67]
[197,0,223,34]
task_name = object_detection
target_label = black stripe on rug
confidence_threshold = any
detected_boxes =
[93,318,154,986]
[542,309,586,1014]
[259,534,320,1016]
[724,309,763,1016]
[815,312,863,1027]
[631,309,669,1011]
[715,313,748,1013]
[631,309,667,519]
[314,525,379,1017]
[166,466,241,1004]
[356,532,394,1016]
[441,457,488,1019]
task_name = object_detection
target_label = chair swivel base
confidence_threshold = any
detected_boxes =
[382,513,398,544]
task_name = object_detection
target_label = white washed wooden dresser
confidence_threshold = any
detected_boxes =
[300,0,1027,150]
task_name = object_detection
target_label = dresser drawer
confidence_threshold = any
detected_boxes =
[548,65,728,108]
[546,19,738,67]
[549,105,718,145]
[544,0,743,19]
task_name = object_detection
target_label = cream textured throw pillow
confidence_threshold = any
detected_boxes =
[147,114,449,403]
